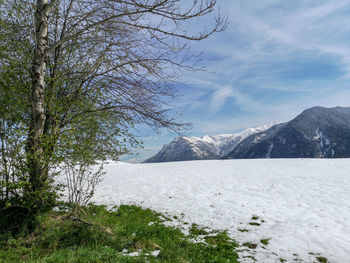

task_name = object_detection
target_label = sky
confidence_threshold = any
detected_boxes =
[122,0,350,162]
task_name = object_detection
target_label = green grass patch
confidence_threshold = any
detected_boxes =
[260,238,270,246]
[316,256,328,263]
[189,223,209,236]
[0,204,240,263]
[248,222,261,226]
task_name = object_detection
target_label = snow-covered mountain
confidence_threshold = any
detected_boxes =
[225,106,350,159]
[145,106,350,162]
[144,124,274,163]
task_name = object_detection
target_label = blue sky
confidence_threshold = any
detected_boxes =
[123,0,350,162]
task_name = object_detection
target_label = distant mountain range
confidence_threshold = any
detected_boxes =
[144,106,350,163]
[144,124,274,163]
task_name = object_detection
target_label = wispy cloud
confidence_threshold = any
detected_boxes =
[209,86,232,112]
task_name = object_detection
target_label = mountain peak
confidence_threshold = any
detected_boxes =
[145,106,350,163]
[225,106,350,159]
[144,123,273,163]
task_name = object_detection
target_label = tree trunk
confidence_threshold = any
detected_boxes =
[0,121,9,200]
[27,0,51,192]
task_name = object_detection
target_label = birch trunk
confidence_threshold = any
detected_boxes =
[28,0,52,192]
[0,121,9,200]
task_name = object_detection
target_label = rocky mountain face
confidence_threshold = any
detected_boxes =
[144,124,273,163]
[145,106,350,163]
[225,106,350,159]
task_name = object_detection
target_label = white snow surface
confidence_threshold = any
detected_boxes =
[92,159,350,263]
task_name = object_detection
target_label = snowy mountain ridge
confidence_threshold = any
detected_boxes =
[144,123,275,163]
[184,123,275,156]
[225,106,350,159]
[146,106,350,162]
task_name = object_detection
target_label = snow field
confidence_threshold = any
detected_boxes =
[92,159,350,263]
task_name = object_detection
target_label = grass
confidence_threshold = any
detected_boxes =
[0,204,240,263]
[316,256,328,263]
[189,223,209,236]
[260,239,270,246]
[242,242,257,249]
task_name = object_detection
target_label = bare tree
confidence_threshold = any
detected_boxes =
[64,160,104,207]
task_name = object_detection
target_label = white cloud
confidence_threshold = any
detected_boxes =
[184,0,350,111]
[209,86,232,112]
[188,0,350,78]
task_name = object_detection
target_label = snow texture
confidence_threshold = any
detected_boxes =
[92,159,350,263]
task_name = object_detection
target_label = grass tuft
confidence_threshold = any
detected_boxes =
[260,238,270,246]
[316,256,328,263]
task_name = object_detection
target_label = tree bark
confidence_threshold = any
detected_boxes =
[0,120,9,200]
[28,0,51,191]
